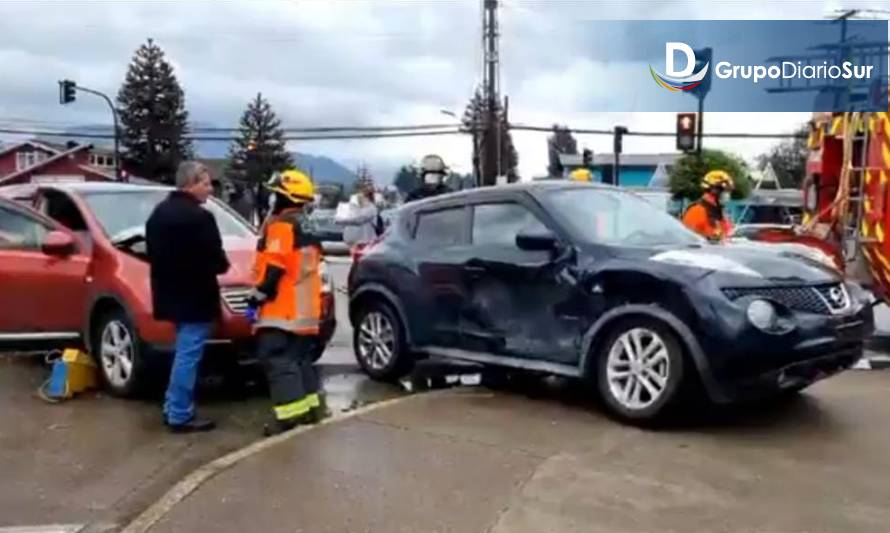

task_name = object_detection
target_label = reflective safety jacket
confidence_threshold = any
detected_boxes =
[682,196,733,242]
[253,209,322,335]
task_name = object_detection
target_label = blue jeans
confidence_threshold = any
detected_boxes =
[164,322,212,425]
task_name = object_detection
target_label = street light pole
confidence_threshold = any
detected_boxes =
[71,84,122,181]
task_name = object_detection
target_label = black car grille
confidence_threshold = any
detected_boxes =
[722,283,849,315]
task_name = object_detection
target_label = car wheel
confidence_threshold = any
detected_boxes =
[93,308,148,397]
[353,300,412,381]
[596,318,685,423]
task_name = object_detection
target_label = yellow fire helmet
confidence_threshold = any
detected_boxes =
[266,169,315,204]
[568,168,594,182]
[701,169,734,190]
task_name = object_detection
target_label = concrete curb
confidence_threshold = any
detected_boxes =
[118,393,430,533]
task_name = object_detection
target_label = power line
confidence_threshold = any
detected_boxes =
[0,127,465,142]
[508,124,806,139]
[0,118,462,134]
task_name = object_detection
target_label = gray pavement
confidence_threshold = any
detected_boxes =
[144,372,890,533]
[0,348,404,532]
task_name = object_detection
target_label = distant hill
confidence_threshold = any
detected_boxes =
[294,152,357,187]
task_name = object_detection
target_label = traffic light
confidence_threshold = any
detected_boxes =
[582,148,592,167]
[613,126,628,155]
[689,47,712,99]
[59,80,76,104]
[676,112,697,152]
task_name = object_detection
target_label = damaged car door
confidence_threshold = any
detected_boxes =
[414,205,473,346]
[460,200,585,364]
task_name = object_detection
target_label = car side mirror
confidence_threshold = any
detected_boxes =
[42,230,77,257]
[516,228,558,252]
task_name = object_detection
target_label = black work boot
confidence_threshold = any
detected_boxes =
[307,393,330,424]
[262,416,308,437]
[165,416,216,434]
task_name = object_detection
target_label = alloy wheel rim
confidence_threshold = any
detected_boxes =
[606,328,670,410]
[358,311,395,370]
[100,320,134,388]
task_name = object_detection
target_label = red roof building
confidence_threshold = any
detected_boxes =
[0,140,118,186]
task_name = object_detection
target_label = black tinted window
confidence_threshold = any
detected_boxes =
[472,203,547,247]
[415,208,465,246]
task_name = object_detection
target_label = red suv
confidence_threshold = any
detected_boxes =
[0,183,335,396]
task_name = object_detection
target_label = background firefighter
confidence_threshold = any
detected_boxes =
[682,169,735,242]
[405,154,450,203]
[248,169,325,436]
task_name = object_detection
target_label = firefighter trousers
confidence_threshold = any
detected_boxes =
[255,328,321,421]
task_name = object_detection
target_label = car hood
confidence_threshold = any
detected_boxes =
[606,242,840,285]
[218,236,257,286]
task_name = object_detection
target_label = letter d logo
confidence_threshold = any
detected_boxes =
[666,42,695,77]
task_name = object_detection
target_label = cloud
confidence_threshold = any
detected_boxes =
[0,0,883,181]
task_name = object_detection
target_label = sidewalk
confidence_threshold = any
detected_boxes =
[130,373,890,533]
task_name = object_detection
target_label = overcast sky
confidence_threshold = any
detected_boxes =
[1,0,886,181]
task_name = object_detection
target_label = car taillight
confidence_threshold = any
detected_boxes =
[351,236,384,262]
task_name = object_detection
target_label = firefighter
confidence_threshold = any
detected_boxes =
[568,167,593,182]
[247,169,325,436]
[682,170,735,242]
[405,154,450,203]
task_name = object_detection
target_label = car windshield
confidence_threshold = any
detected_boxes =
[541,188,703,247]
[81,190,254,241]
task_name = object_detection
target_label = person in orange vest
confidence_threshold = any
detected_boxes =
[682,170,735,242]
[247,169,325,436]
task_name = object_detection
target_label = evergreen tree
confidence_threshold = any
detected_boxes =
[756,125,809,189]
[462,89,519,185]
[116,38,193,183]
[226,92,294,193]
[669,149,752,201]
[393,164,420,195]
[547,125,578,177]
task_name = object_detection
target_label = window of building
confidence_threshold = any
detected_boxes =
[15,150,48,171]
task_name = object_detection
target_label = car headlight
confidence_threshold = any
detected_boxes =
[747,299,778,331]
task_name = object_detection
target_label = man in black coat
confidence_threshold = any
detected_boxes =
[146,161,230,433]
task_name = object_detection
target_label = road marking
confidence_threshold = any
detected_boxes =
[119,393,433,533]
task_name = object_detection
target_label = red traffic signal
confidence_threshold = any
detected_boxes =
[58,80,76,105]
[676,113,696,153]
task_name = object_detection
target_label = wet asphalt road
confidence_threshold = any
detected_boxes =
[3,260,890,531]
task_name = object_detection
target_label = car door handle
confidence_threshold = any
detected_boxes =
[463,265,486,277]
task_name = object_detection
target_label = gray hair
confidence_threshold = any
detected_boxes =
[175,161,208,189]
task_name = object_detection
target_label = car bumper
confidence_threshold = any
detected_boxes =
[143,293,337,357]
[700,298,874,403]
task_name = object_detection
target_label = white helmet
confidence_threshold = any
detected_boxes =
[420,154,447,175]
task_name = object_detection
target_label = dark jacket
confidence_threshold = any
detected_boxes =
[146,191,230,323]
[405,183,450,203]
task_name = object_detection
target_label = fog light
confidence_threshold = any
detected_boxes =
[747,299,777,331]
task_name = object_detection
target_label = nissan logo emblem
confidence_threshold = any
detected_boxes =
[828,286,845,306]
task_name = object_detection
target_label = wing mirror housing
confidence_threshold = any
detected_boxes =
[42,230,77,257]
[516,228,558,252]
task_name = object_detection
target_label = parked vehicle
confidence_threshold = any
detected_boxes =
[0,183,336,396]
[347,182,874,422]
[306,208,344,242]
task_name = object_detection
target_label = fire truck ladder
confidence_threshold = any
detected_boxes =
[838,112,878,263]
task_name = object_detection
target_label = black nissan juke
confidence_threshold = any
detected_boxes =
[347,182,874,422]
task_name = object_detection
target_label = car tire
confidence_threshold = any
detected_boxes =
[595,318,685,424]
[92,307,149,398]
[353,300,412,381]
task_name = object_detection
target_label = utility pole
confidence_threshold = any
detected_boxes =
[481,0,501,186]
